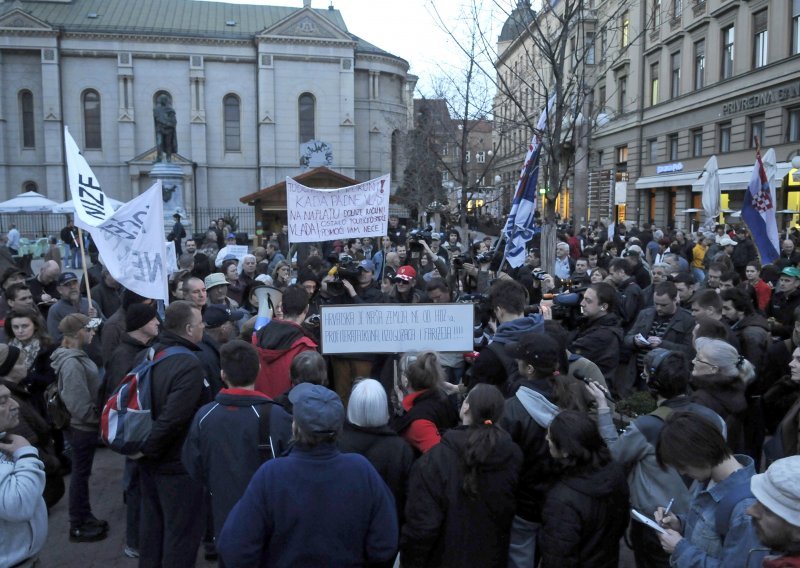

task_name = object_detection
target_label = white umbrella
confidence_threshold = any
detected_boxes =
[51,197,124,214]
[700,156,720,231]
[0,191,60,213]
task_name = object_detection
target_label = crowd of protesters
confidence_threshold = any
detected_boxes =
[1,214,800,567]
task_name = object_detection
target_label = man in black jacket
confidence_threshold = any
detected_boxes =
[608,258,644,330]
[138,300,209,567]
[767,267,800,339]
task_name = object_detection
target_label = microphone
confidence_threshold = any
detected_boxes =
[574,369,615,404]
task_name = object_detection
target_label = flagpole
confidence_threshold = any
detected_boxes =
[76,227,93,309]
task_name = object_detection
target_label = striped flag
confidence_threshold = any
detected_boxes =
[503,95,554,268]
[741,148,780,264]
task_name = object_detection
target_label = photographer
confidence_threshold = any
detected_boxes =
[320,257,385,305]
[448,243,493,295]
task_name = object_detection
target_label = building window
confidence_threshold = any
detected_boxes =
[598,86,607,111]
[223,94,241,152]
[621,12,630,47]
[650,63,659,106]
[569,36,577,70]
[668,133,679,160]
[788,107,800,142]
[793,0,800,55]
[476,151,486,163]
[753,10,768,68]
[442,171,449,182]
[441,143,448,156]
[719,122,732,153]
[597,149,604,168]
[672,0,682,19]
[670,52,681,98]
[648,138,658,163]
[694,39,705,89]
[721,25,735,79]
[692,128,703,157]
[465,150,471,163]
[652,0,662,27]
[298,92,315,143]
[19,90,34,149]
[617,75,627,114]
[586,32,595,65]
[23,181,37,193]
[600,26,608,61]
[81,90,102,149]
[616,145,629,172]
[749,114,766,147]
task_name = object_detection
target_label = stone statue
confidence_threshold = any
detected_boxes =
[153,94,177,162]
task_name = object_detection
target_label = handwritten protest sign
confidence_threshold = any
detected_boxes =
[320,303,474,354]
[286,174,390,243]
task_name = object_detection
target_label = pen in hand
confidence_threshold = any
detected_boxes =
[662,498,675,523]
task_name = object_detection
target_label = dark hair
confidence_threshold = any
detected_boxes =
[720,271,740,286]
[426,278,450,295]
[708,262,726,274]
[164,300,199,335]
[406,351,444,391]
[609,258,632,275]
[761,264,780,286]
[221,259,238,276]
[488,279,528,315]
[745,260,762,272]
[671,272,695,286]
[647,351,690,399]
[653,281,678,300]
[289,351,328,386]
[462,384,507,498]
[548,410,612,474]
[693,315,730,342]
[657,411,731,470]
[589,282,617,312]
[220,340,260,387]
[5,282,30,303]
[281,285,310,318]
[4,307,51,348]
[692,289,722,313]
[719,287,754,316]
[543,321,570,375]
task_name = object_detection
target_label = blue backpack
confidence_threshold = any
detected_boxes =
[101,346,192,456]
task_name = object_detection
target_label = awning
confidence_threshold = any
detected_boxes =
[693,161,793,192]
[635,171,702,189]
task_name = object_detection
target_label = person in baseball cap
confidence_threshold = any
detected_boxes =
[748,456,800,561]
[289,382,345,438]
[389,265,420,304]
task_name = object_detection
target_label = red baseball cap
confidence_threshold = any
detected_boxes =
[395,265,417,281]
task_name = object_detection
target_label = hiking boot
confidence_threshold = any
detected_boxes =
[69,522,108,542]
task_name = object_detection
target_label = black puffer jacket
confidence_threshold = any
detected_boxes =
[401,427,522,568]
[338,421,415,523]
[539,460,630,568]
[568,313,624,380]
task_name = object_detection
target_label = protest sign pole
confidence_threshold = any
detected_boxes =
[76,227,93,308]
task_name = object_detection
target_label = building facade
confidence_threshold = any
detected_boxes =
[494,0,800,231]
[0,0,415,213]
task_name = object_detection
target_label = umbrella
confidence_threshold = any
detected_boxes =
[51,197,124,214]
[700,156,720,231]
[0,191,59,213]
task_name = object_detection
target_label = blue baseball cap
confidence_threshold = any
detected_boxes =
[289,383,344,435]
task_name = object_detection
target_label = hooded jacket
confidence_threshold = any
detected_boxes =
[401,427,522,568]
[568,313,624,380]
[0,447,47,568]
[253,319,317,399]
[730,313,770,374]
[539,460,629,568]
[51,346,101,432]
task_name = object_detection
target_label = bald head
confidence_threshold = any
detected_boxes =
[40,260,60,283]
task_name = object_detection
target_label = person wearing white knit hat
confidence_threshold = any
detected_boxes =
[748,456,800,565]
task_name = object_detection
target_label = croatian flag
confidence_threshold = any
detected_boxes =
[741,148,780,264]
[504,95,554,268]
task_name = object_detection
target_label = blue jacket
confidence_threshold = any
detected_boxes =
[182,388,292,537]
[670,455,768,568]
[217,443,398,567]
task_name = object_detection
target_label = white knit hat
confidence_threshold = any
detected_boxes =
[751,456,800,527]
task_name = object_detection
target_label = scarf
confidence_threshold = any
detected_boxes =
[9,336,41,370]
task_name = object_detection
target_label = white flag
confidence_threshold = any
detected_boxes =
[64,127,116,228]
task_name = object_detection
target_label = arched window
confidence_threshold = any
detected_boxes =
[391,130,400,180]
[223,94,241,152]
[19,90,34,148]
[23,181,37,193]
[82,89,102,149]
[298,93,315,143]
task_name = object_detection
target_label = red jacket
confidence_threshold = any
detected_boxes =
[252,320,317,399]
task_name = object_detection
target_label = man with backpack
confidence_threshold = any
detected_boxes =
[182,339,292,539]
[136,300,209,567]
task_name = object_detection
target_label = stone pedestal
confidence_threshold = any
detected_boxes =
[150,161,191,236]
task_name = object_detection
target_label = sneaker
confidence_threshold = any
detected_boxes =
[123,546,139,558]
[69,523,108,543]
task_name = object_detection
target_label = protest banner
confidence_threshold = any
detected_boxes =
[319,303,474,354]
[64,127,116,228]
[165,242,178,275]
[286,174,390,243]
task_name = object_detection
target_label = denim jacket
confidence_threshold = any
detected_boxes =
[670,455,769,568]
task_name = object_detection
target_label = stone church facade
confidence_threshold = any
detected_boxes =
[0,0,415,211]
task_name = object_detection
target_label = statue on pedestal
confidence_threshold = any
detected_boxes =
[153,94,177,162]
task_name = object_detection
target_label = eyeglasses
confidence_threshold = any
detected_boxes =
[693,357,716,367]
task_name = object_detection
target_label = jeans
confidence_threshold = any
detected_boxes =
[65,428,98,527]
[139,466,205,568]
[71,247,82,269]
[507,515,540,568]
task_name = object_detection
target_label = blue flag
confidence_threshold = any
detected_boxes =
[503,96,554,268]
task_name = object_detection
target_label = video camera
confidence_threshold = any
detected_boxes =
[549,286,588,330]
[408,225,434,252]
[327,253,361,295]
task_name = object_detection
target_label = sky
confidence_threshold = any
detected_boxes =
[196,0,507,96]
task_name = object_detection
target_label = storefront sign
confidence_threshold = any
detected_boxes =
[722,81,800,116]
[657,163,684,174]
